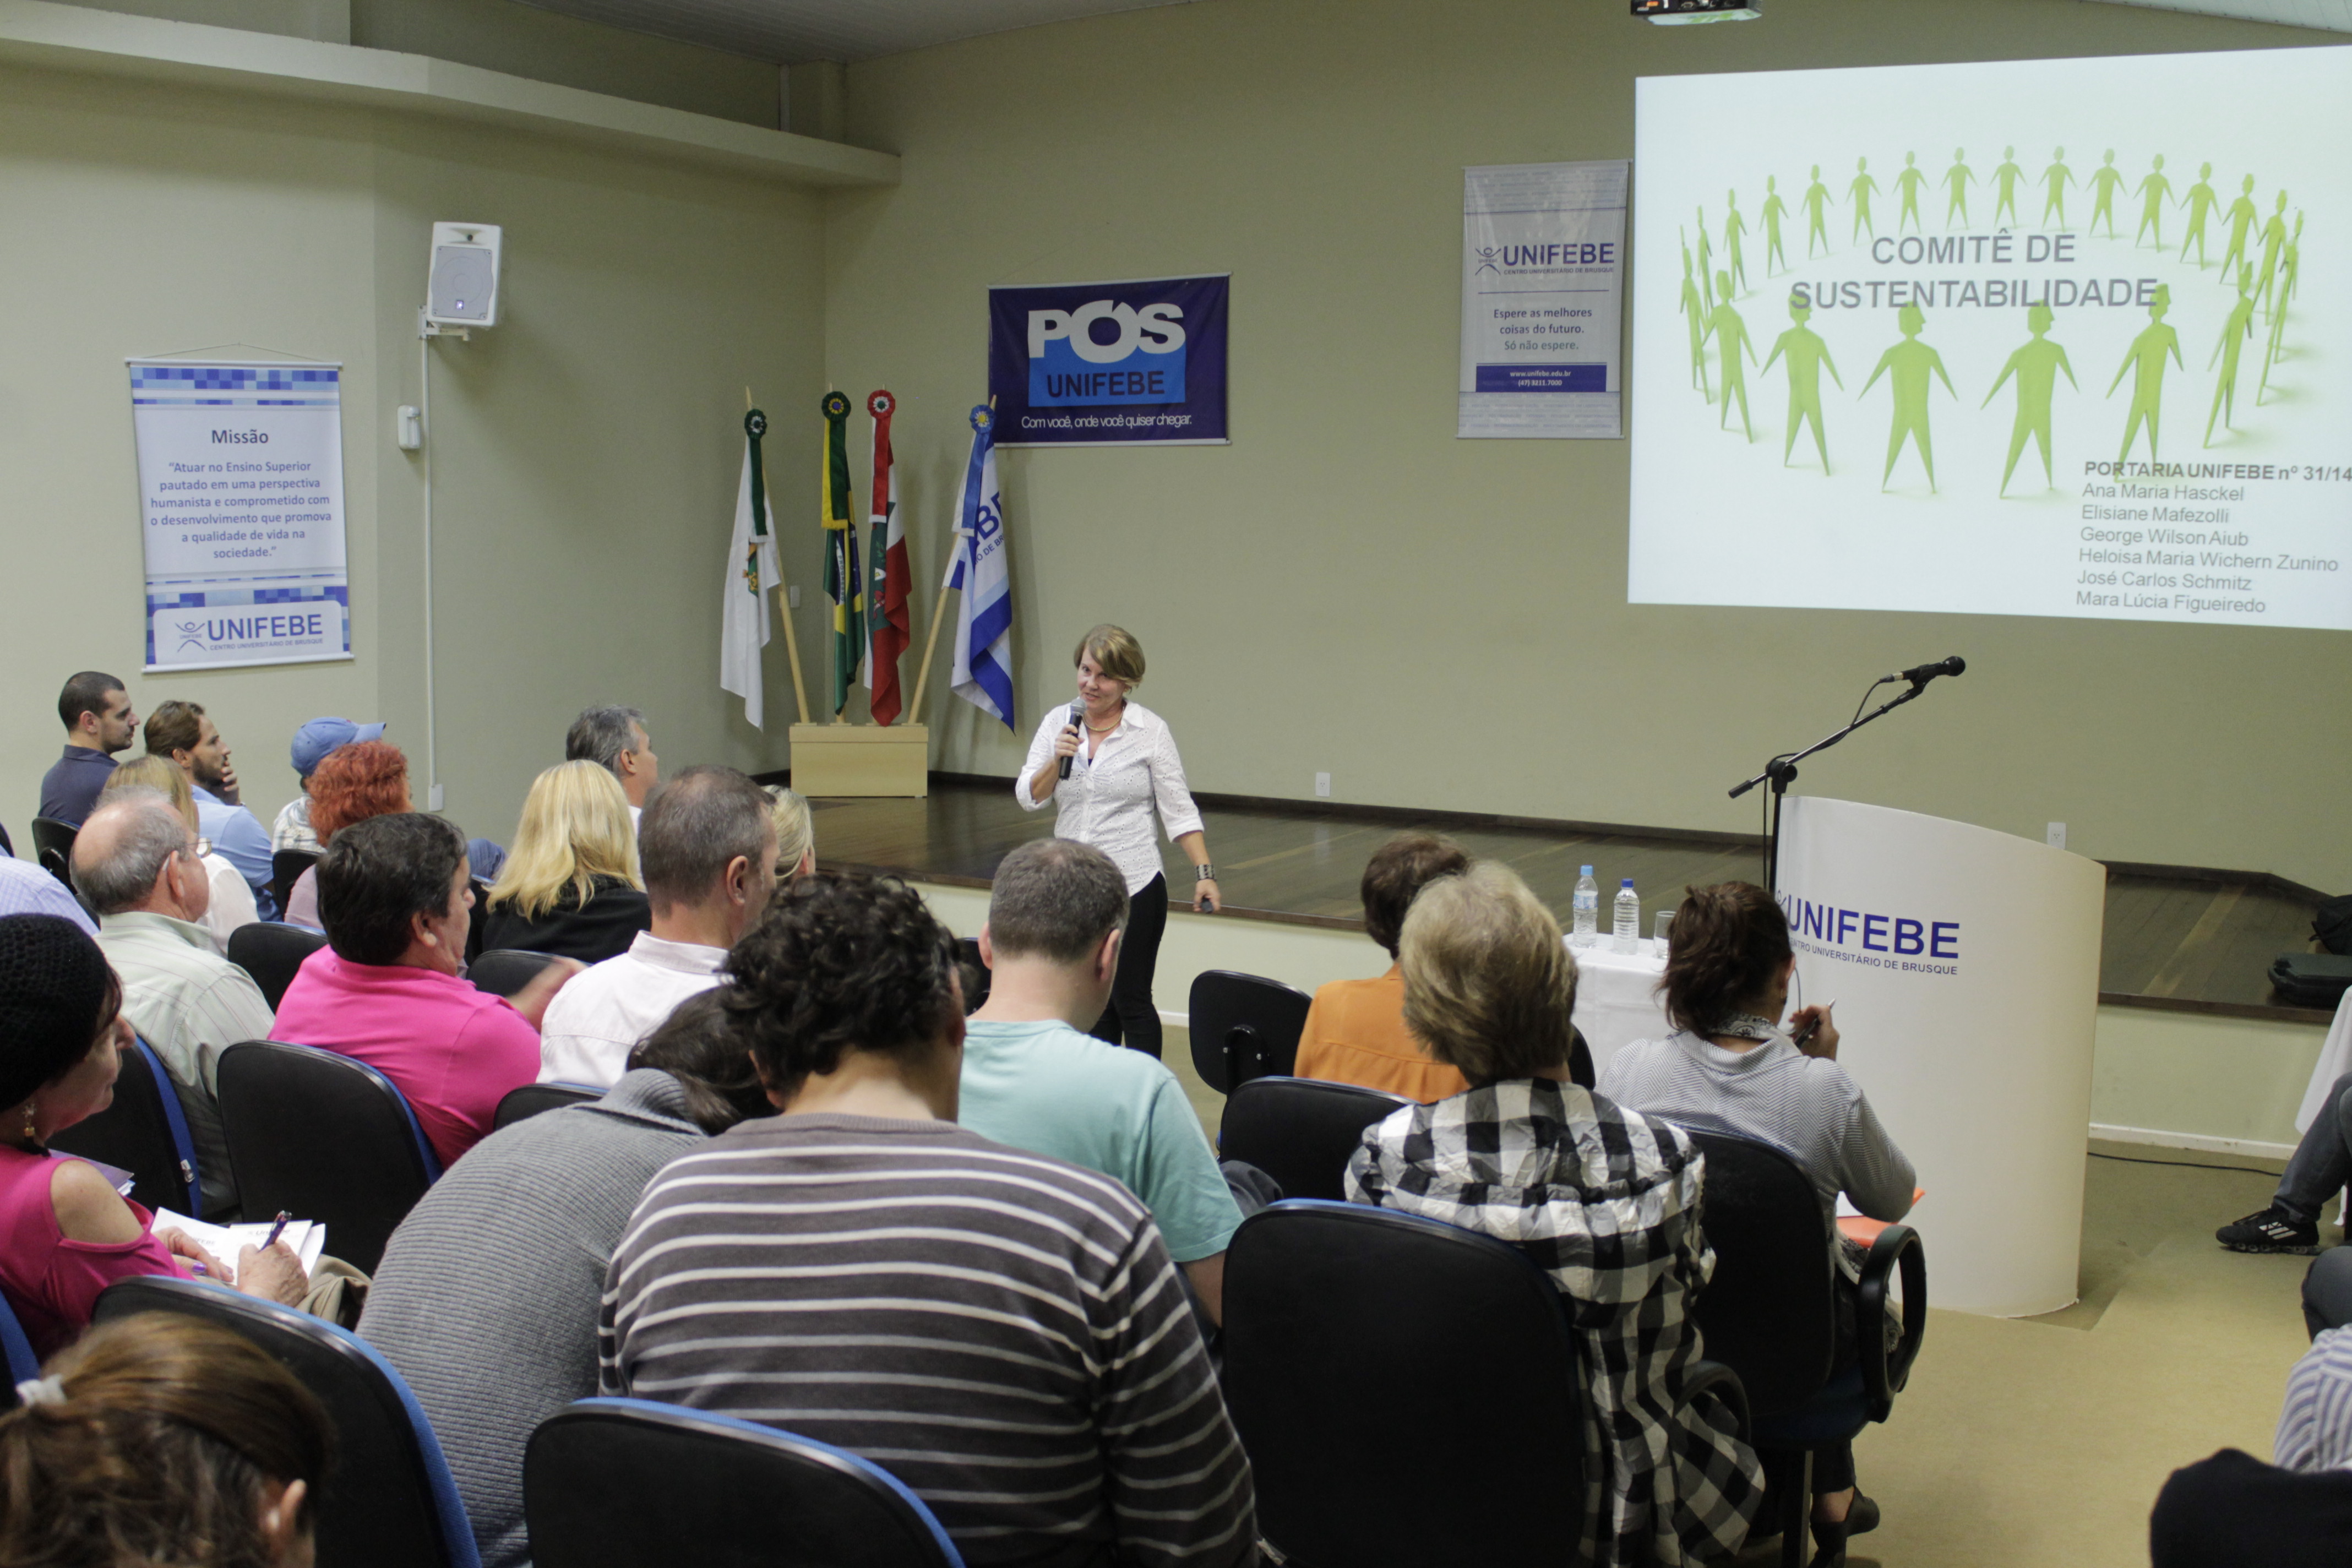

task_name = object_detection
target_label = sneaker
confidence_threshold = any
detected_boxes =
[2217,1207,2321,1254]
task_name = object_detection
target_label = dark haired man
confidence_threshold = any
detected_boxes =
[145,699,275,920]
[603,871,1257,1568]
[38,672,137,827]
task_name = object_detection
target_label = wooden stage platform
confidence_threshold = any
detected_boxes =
[804,776,2335,1027]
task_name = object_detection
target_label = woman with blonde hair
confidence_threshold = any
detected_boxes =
[766,785,816,884]
[478,761,649,963]
[99,755,257,950]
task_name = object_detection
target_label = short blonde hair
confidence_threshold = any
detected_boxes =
[766,786,815,881]
[102,754,197,833]
[1400,861,1580,1085]
[1072,624,1145,688]
[487,760,642,919]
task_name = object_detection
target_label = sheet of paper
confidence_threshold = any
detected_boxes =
[151,1211,326,1284]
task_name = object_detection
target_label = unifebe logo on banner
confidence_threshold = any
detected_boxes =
[989,275,1228,446]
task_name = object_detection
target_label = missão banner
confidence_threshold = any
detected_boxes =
[988,275,1229,446]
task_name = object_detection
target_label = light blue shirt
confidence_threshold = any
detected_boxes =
[0,856,96,934]
[959,1017,1242,1262]
[192,785,276,920]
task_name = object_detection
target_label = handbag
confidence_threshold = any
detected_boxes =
[2269,952,2352,1009]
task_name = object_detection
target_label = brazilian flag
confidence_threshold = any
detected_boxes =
[820,391,865,716]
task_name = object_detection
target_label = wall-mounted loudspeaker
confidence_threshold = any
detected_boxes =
[426,222,502,329]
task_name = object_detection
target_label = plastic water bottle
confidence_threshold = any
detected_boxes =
[1571,867,1599,949]
[1614,879,1641,954]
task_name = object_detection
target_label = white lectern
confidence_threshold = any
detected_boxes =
[1776,797,2105,1317]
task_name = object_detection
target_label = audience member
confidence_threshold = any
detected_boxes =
[100,756,257,951]
[1347,862,1762,1568]
[480,762,650,963]
[1293,830,1474,1101]
[2218,1071,2352,1256]
[143,699,275,920]
[962,839,1253,1325]
[564,705,658,826]
[37,672,136,829]
[0,854,95,935]
[280,739,411,930]
[0,1313,329,1568]
[272,814,579,1167]
[1598,880,1913,1556]
[0,916,306,1358]
[537,767,781,1088]
[74,794,273,1219]
[363,990,772,1568]
[603,872,1256,1568]
[2149,1316,2352,1565]
[271,715,386,853]
[2306,1249,2352,1339]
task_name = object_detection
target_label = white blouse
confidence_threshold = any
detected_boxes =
[1017,700,1205,895]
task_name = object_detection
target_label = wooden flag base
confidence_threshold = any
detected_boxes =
[788,722,928,797]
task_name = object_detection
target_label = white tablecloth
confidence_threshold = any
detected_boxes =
[2294,985,2352,1134]
[1567,937,1672,1080]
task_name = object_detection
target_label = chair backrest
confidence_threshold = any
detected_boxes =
[48,1036,203,1218]
[955,937,991,1012]
[271,847,322,917]
[1186,970,1313,1092]
[526,1397,965,1568]
[30,816,77,885]
[0,819,13,859]
[93,1274,482,1568]
[0,1288,39,1401]
[469,948,559,999]
[1223,1200,1587,1565]
[227,921,331,1011]
[215,1041,440,1275]
[1217,1076,1410,1202]
[1669,1124,1841,1419]
[494,1081,602,1131]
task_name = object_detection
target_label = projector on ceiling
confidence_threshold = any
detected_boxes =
[1634,0,1762,22]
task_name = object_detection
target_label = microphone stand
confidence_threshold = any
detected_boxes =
[1730,678,1936,891]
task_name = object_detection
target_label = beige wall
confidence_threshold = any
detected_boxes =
[825,0,2351,889]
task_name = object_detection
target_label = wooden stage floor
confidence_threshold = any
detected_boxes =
[808,778,2334,1026]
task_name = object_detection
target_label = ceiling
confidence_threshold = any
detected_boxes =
[507,0,1195,64]
[2079,0,2352,32]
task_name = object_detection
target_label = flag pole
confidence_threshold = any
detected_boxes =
[750,386,812,725]
[908,395,993,718]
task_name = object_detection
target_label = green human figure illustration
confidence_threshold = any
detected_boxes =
[2133,155,2174,249]
[1860,302,1956,492]
[1723,189,1749,296]
[2205,264,2258,446]
[2088,149,2126,238]
[1762,294,1844,473]
[1942,148,1974,228]
[1983,302,2078,495]
[1702,270,1758,440]
[1895,152,1928,235]
[1848,157,1880,242]
[2107,284,2182,465]
[1992,146,2024,227]
[2040,146,2075,227]
[2180,162,2218,269]
[1804,164,1834,257]
[1760,175,1790,276]
[1679,235,1712,400]
[1696,204,1715,312]
[2255,190,2289,319]
[2219,175,2259,285]
[2258,212,2302,404]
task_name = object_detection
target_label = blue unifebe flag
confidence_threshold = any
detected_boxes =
[948,403,1014,729]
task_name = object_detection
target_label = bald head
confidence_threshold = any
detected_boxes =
[73,792,208,921]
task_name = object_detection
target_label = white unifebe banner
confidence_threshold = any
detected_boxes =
[1460,161,1627,439]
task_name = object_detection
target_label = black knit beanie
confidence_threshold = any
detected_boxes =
[0,915,117,1111]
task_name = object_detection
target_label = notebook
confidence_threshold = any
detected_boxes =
[150,1210,328,1285]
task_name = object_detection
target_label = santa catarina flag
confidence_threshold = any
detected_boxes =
[864,389,911,725]
[819,391,864,716]
[948,403,1014,729]
[719,407,782,728]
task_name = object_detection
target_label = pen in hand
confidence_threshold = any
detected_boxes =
[262,1210,292,1251]
[1792,1001,1836,1050]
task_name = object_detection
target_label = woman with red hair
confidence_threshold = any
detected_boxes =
[282,740,410,929]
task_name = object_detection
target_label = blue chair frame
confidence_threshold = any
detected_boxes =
[49,1035,203,1218]
[0,1290,40,1402]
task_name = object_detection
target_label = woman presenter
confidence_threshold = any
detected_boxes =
[1018,625,1219,1058]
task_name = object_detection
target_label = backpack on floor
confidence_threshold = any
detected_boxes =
[2270,952,2352,1009]
[2316,895,2352,957]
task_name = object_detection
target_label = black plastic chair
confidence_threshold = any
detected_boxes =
[30,816,77,889]
[94,1274,482,1567]
[1223,1199,1747,1566]
[525,1396,965,1568]
[0,819,13,858]
[1217,1076,1409,1202]
[470,948,560,999]
[1187,970,1313,1092]
[49,1035,205,1219]
[271,847,321,918]
[227,921,330,1011]
[1669,1125,1926,1567]
[215,1040,442,1275]
[955,937,992,1013]
[493,1081,602,1130]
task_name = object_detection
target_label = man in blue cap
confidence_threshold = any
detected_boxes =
[273,716,385,854]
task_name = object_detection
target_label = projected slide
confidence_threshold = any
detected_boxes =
[1629,47,2352,630]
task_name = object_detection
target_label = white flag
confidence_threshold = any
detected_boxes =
[948,404,1014,729]
[720,420,782,727]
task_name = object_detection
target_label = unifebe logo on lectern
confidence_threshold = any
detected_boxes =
[988,274,1229,447]
[1777,888,1963,976]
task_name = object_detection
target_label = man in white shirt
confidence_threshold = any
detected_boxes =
[74,792,274,1217]
[565,705,659,829]
[537,766,776,1086]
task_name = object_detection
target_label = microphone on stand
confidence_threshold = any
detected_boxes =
[1887,655,1966,686]
[1058,703,1082,781]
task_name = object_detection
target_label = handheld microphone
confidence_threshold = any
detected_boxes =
[1888,656,1966,685]
[1058,703,1082,780]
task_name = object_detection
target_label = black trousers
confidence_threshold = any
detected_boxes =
[1091,874,1169,1058]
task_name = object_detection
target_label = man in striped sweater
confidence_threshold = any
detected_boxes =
[600,870,1257,1568]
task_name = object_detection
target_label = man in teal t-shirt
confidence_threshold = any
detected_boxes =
[961,839,1246,1322]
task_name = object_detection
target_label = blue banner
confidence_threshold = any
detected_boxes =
[989,275,1228,446]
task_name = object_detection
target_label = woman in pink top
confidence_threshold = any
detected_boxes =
[272,813,579,1168]
[0,916,306,1358]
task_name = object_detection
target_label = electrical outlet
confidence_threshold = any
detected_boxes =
[1315,772,1331,798]
[2045,821,2066,850]
[428,783,446,812]
[788,585,801,609]
[396,406,422,450]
